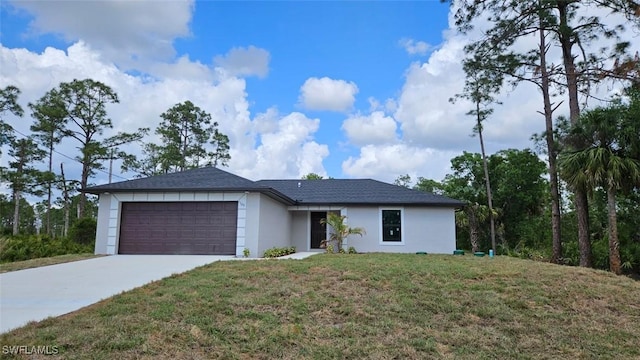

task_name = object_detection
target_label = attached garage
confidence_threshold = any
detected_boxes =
[118,201,238,255]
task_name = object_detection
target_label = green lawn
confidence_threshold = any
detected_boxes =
[0,254,101,274]
[1,254,639,359]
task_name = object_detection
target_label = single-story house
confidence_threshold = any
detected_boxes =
[86,167,465,257]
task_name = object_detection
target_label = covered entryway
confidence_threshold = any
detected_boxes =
[118,201,238,255]
[310,212,327,249]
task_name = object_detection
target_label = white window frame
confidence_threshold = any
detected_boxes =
[379,207,404,245]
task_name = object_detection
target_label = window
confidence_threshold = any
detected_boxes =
[381,209,402,243]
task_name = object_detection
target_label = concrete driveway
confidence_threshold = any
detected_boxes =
[0,255,233,333]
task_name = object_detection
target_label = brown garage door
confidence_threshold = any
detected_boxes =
[118,202,238,255]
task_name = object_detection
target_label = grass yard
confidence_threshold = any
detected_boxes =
[1,254,639,359]
[0,254,100,274]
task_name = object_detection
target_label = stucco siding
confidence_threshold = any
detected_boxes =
[94,194,112,255]
[256,194,291,256]
[344,207,378,252]
[291,212,308,251]
[345,206,456,254]
[405,207,456,253]
[243,193,261,258]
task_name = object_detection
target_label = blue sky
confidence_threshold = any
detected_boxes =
[1,1,635,187]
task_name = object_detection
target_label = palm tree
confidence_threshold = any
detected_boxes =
[455,203,492,253]
[320,213,365,253]
[559,103,640,274]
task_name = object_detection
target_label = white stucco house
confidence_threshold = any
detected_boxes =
[86,167,464,257]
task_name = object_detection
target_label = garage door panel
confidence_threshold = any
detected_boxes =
[194,215,211,225]
[223,228,237,237]
[222,202,237,211]
[119,201,237,255]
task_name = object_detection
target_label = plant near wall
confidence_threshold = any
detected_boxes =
[262,246,296,258]
[320,213,365,253]
[243,248,250,258]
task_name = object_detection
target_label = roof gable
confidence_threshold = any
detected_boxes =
[86,167,259,192]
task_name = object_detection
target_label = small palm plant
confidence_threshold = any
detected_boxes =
[320,213,365,253]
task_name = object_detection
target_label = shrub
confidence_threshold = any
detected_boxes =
[591,238,610,270]
[69,218,97,245]
[263,246,296,258]
[501,242,551,263]
[562,241,580,266]
[621,242,640,273]
[243,248,250,258]
[347,246,358,254]
[0,235,94,263]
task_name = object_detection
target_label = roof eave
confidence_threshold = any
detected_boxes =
[291,201,466,207]
[84,186,296,205]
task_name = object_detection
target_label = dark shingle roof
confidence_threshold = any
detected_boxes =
[256,179,464,206]
[86,167,463,207]
[86,167,260,192]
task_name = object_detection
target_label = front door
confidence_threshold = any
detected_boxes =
[310,212,326,249]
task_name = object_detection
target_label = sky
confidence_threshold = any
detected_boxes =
[0,0,637,189]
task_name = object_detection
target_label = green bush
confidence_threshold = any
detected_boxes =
[561,241,580,266]
[621,242,640,273]
[347,246,358,254]
[69,218,97,245]
[263,246,296,258]
[591,238,610,270]
[0,235,94,263]
[325,244,334,254]
[501,242,551,262]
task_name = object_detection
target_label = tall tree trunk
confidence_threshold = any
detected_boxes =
[79,159,89,219]
[181,121,188,171]
[575,192,592,267]
[61,163,70,237]
[108,148,114,184]
[12,153,24,236]
[607,185,621,274]
[477,112,496,253]
[557,2,592,267]
[468,207,479,253]
[546,140,563,264]
[46,139,54,236]
[12,188,20,236]
[538,12,563,264]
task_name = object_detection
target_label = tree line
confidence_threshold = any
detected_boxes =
[0,79,231,237]
[427,0,640,274]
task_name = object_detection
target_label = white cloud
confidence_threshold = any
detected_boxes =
[146,55,216,82]
[0,42,328,185]
[298,77,359,112]
[342,144,457,183]
[213,46,271,78]
[8,0,194,67]
[392,29,569,154]
[394,44,475,150]
[231,111,329,180]
[399,38,431,56]
[341,111,398,146]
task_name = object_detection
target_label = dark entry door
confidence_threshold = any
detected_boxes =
[310,212,326,249]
